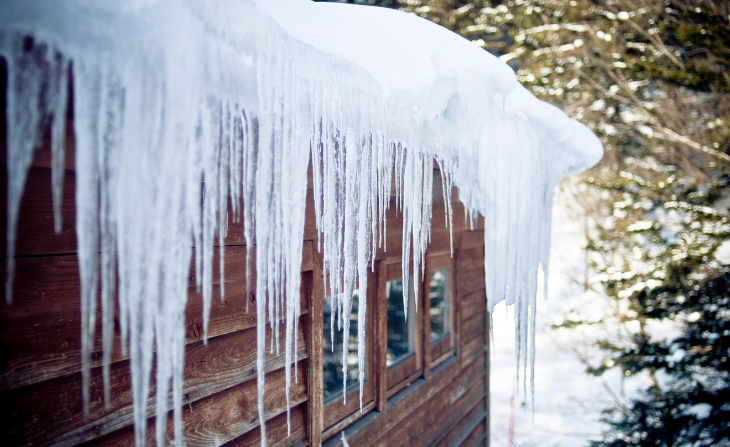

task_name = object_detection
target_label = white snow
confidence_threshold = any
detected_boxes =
[687,403,713,420]
[0,1,602,446]
[716,240,730,264]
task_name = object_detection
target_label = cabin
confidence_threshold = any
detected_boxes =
[0,63,490,446]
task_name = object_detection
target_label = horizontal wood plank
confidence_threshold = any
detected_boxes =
[458,289,486,324]
[0,320,307,447]
[459,311,487,348]
[0,116,493,447]
[0,168,78,256]
[460,337,486,370]
[371,374,485,447]
[85,362,308,447]
[412,387,484,447]
[222,403,308,447]
[459,420,486,447]
[456,267,487,298]
[386,354,418,391]
[458,231,484,251]
[435,397,486,447]
[456,247,484,272]
[0,165,318,258]
[0,244,311,392]
[340,355,485,447]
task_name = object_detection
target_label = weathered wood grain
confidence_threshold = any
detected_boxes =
[456,246,485,272]
[426,231,456,256]
[459,311,487,348]
[410,385,484,447]
[459,421,486,447]
[0,243,311,392]
[83,404,310,447]
[370,372,485,447]
[456,267,487,298]
[376,260,388,413]
[340,355,485,447]
[386,354,417,392]
[458,231,484,252]
[321,401,375,444]
[459,336,486,370]
[435,397,486,447]
[85,362,308,447]
[222,186,318,244]
[1,67,496,447]
[0,320,307,447]
[0,168,78,256]
[222,403,308,447]
[1,150,316,258]
[458,289,487,324]
[308,252,324,447]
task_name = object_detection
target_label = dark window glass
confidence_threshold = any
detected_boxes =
[386,278,416,367]
[429,269,451,341]
[323,290,363,402]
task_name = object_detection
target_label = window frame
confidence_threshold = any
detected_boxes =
[377,258,423,398]
[311,248,461,443]
[321,269,377,438]
[423,253,457,372]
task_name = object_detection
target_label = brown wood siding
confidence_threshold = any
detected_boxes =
[319,174,488,447]
[0,68,489,446]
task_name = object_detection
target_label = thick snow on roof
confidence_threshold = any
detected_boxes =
[261,0,517,96]
[0,0,602,445]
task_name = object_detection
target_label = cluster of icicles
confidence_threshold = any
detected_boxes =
[0,0,602,446]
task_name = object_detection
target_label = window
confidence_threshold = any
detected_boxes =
[321,283,375,435]
[309,167,469,445]
[385,278,416,366]
[316,253,456,442]
[379,259,422,397]
[323,291,361,402]
[425,254,456,367]
[429,269,451,340]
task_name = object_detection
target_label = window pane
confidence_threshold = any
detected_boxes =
[323,290,364,403]
[386,278,416,367]
[429,269,451,341]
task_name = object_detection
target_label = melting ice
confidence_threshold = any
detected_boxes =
[0,0,602,446]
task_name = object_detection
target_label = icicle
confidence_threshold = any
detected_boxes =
[98,69,122,407]
[4,36,52,305]
[73,58,102,419]
[1,3,603,447]
[50,54,69,235]
[356,130,371,410]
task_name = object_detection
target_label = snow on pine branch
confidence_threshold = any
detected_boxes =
[0,0,602,446]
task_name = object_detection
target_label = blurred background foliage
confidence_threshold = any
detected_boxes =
[319,0,730,445]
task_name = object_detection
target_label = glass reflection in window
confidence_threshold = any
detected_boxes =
[323,290,364,402]
[429,269,451,341]
[386,277,416,367]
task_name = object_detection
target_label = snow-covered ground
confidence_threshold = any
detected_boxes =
[489,185,639,447]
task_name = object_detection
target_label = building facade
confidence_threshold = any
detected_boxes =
[0,68,489,447]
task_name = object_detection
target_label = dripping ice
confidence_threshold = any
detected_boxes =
[0,0,603,446]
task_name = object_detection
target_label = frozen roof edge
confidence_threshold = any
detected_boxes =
[261,0,603,180]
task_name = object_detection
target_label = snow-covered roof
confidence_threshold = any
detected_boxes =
[0,0,602,445]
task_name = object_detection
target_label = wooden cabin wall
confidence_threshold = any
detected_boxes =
[0,63,315,446]
[320,174,489,447]
[0,62,489,447]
